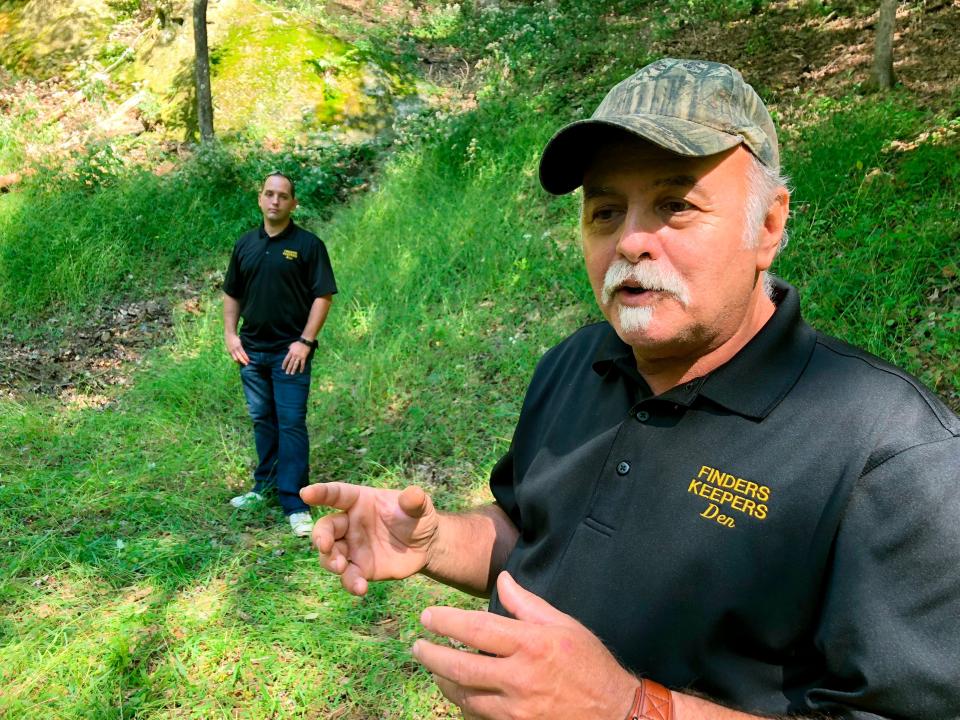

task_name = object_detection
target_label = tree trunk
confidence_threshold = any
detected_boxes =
[193,0,214,142]
[868,0,897,91]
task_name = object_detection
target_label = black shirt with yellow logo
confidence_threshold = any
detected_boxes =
[489,278,960,719]
[223,222,337,353]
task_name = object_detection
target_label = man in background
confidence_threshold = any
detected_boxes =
[223,172,337,537]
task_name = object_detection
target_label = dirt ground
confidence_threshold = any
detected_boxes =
[1,0,958,404]
[0,273,218,406]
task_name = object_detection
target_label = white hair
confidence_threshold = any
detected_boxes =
[743,155,790,298]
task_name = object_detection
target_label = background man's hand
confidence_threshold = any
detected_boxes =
[282,340,311,374]
[412,571,638,720]
[225,333,249,366]
[300,483,441,596]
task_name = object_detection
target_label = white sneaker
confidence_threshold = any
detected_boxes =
[229,491,264,508]
[289,511,314,537]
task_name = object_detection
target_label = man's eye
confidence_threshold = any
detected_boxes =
[591,207,620,222]
[661,200,693,214]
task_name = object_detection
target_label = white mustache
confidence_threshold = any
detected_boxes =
[601,260,690,306]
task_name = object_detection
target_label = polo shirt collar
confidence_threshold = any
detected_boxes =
[698,279,817,419]
[591,278,817,420]
[259,220,297,241]
[593,327,647,388]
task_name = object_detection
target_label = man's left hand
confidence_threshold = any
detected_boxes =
[282,340,311,375]
[412,571,639,720]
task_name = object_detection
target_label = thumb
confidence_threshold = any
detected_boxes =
[496,571,573,627]
[397,485,432,519]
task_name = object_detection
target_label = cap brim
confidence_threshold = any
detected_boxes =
[538,116,744,195]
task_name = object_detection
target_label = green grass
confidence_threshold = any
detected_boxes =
[777,93,960,400]
[0,0,958,717]
[0,139,376,329]
[0,306,474,718]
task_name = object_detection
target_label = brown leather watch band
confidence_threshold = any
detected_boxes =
[625,680,673,720]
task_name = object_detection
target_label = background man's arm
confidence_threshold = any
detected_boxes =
[222,292,249,365]
[283,294,333,374]
[301,294,333,343]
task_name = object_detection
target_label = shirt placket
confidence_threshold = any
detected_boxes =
[586,403,655,531]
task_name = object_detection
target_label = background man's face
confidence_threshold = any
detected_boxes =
[259,175,297,224]
[580,141,780,362]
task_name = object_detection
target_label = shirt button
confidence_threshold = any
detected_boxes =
[616,461,630,476]
[636,410,650,422]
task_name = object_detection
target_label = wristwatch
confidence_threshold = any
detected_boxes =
[296,336,318,349]
[625,681,673,720]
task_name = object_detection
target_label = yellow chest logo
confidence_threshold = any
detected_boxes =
[282,249,298,260]
[687,465,772,529]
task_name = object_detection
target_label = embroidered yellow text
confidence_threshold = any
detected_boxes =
[688,465,771,527]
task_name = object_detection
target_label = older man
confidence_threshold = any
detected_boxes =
[224,172,336,537]
[301,59,960,718]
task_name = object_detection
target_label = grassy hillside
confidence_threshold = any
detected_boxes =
[1,0,958,717]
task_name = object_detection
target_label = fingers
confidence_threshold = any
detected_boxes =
[310,512,369,596]
[229,347,249,365]
[312,511,349,554]
[301,483,429,519]
[419,606,520,658]
[432,677,497,720]
[300,482,362,511]
[282,350,306,374]
[496,571,571,626]
[340,563,369,596]
[412,638,502,691]
[398,485,431,519]
[226,338,249,366]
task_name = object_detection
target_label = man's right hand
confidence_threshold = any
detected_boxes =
[300,483,440,596]
[225,333,250,366]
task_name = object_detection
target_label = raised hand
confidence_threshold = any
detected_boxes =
[300,482,440,596]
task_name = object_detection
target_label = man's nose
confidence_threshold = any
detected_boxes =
[616,210,663,263]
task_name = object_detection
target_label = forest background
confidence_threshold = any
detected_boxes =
[0,0,958,717]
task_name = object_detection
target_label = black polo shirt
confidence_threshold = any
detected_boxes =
[489,279,960,719]
[223,222,337,353]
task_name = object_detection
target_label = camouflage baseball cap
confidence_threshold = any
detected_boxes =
[539,58,779,195]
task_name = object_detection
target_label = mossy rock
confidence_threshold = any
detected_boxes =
[125,0,404,142]
[0,0,114,78]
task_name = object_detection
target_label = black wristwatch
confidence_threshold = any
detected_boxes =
[296,336,318,349]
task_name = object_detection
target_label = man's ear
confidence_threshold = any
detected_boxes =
[756,187,789,272]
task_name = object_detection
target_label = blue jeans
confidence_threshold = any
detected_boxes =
[239,350,312,515]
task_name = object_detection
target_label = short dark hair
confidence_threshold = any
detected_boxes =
[262,171,296,198]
